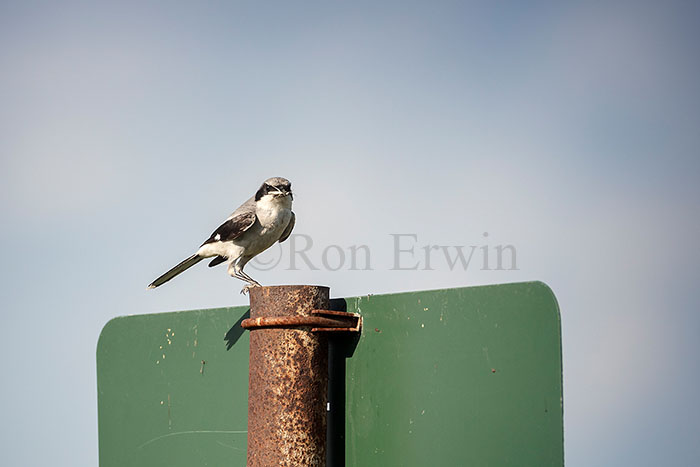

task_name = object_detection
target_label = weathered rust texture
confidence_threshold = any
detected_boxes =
[247,285,330,467]
[242,310,361,332]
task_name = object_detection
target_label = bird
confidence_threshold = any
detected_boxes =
[148,177,295,293]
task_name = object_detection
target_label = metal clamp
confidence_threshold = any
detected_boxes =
[241,309,361,333]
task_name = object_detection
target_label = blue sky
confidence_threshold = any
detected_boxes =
[1,1,699,465]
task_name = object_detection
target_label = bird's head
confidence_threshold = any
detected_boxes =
[255,177,293,202]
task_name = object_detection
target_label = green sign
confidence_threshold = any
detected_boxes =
[97,281,563,466]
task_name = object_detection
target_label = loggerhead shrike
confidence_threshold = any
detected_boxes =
[148,177,295,293]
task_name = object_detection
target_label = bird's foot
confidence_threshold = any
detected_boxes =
[240,283,262,295]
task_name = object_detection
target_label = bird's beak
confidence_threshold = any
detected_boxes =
[270,188,292,200]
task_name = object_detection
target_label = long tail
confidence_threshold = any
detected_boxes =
[148,254,204,289]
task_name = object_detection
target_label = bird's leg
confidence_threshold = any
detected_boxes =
[237,272,261,295]
[229,258,262,294]
[238,270,261,287]
[229,271,258,294]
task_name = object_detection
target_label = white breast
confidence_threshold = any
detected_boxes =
[256,195,292,228]
[244,195,292,256]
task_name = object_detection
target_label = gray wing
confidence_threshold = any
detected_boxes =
[278,211,295,243]
[228,196,256,219]
[201,200,257,246]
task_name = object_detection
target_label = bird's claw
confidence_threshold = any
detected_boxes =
[240,283,262,295]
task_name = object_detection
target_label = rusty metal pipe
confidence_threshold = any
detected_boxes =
[246,285,330,467]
